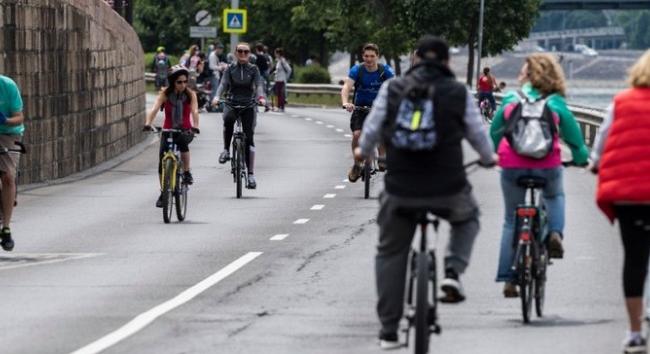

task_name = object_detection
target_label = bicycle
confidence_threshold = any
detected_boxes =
[479,97,494,124]
[401,160,486,354]
[510,162,581,323]
[154,127,192,223]
[225,101,257,198]
[344,105,383,199]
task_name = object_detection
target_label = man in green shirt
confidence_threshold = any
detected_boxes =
[0,75,25,251]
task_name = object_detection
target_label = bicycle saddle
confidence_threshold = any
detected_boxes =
[517,176,547,188]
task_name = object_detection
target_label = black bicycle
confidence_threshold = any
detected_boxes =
[512,162,581,323]
[402,160,487,354]
[344,105,383,198]
[510,173,549,323]
[225,101,256,198]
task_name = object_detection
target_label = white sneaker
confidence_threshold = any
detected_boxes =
[378,332,401,350]
[623,334,647,353]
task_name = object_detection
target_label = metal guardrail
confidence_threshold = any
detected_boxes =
[493,92,604,147]
[144,73,604,146]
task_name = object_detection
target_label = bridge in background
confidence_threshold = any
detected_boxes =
[541,0,650,10]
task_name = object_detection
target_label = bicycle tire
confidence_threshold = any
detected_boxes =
[234,140,243,198]
[415,251,430,354]
[519,245,534,323]
[175,179,187,222]
[363,161,371,199]
[162,159,174,224]
[535,245,547,317]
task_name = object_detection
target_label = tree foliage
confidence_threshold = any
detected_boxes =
[134,0,540,83]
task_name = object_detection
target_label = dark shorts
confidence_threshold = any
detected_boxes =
[350,108,370,132]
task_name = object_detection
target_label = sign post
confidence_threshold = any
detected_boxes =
[223,2,247,52]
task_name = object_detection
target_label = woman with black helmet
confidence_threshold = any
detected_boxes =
[144,65,201,208]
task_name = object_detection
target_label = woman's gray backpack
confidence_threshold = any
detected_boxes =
[504,90,557,159]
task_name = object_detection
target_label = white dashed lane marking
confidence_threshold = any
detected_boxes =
[335,185,346,189]
[310,204,325,210]
[344,134,352,138]
[293,218,310,224]
[323,194,336,199]
[336,128,344,132]
[270,234,290,241]
[305,118,313,121]
[316,121,324,125]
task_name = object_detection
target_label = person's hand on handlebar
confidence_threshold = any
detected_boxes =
[191,127,200,135]
[343,102,354,112]
[258,96,267,107]
[211,98,220,107]
[142,125,154,132]
[478,153,499,168]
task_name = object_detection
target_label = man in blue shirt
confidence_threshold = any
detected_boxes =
[0,75,25,251]
[341,43,394,182]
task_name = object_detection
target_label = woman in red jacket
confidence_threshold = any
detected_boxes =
[591,50,650,354]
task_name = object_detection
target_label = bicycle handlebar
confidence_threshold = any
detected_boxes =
[463,159,496,169]
[561,161,588,168]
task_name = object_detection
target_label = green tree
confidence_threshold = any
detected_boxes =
[400,0,540,85]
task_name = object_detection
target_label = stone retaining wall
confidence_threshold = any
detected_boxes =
[0,0,145,184]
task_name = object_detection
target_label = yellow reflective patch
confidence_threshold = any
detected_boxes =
[411,110,422,131]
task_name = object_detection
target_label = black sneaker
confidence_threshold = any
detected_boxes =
[623,335,646,353]
[183,171,194,185]
[378,332,400,350]
[1,227,14,252]
[218,150,230,164]
[155,193,164,208]
[547,232,564,259]
[440,268,466,303]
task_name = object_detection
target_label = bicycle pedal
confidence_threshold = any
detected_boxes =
[430,325,442,335]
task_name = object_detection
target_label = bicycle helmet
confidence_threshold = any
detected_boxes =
[168,65,190,86]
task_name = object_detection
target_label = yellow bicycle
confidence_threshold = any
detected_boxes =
[157,128,191,223]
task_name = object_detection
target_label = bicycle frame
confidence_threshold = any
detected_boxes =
[159,131,183,192]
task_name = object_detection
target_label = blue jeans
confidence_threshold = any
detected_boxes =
[496,167,565,282]
[209,75,220,102]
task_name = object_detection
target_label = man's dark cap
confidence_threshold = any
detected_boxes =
[415,35,449,62]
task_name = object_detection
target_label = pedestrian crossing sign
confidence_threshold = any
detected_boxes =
[223,9,247,34]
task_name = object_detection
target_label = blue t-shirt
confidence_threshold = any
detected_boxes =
[0,75,24,136]
[348,64,394,106]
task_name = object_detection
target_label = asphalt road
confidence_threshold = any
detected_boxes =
[0,104,625,354]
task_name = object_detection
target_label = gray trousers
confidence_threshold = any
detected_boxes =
[375,186,480,335]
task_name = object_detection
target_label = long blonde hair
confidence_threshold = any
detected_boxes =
[525,53,567,97]
[628,50,650,88]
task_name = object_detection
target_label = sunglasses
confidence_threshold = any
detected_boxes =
[237,49,250,54]
[176,80,188,84]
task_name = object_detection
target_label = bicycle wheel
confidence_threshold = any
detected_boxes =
[162,159,174,224]
[535,245,547,317]
[415,251,430,354]
[175,177,188,222]
[519,245,534,323]
[363,161,371,199]
[234,140,243,198]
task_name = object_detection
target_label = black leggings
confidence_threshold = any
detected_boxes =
[616,205,650,297]
[158,132,190,175]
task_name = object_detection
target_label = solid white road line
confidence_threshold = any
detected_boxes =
[310,204,325,210]
[270,234,290,241]
[293,218,310,224]
[69,252,263,354]
[323,194,336,199]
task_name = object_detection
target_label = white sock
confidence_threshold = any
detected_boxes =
[627,331,642,342]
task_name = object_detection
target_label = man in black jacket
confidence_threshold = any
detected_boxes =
[357,35,496,349]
